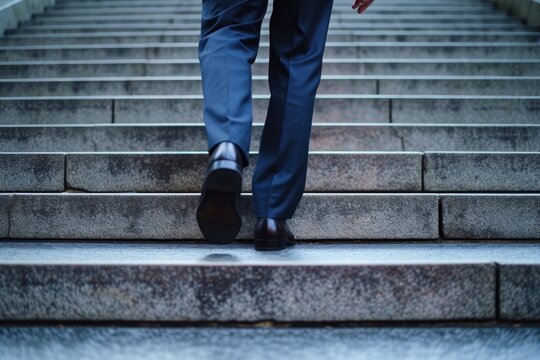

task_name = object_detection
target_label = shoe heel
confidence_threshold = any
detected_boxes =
[206,160,243,192]
[254,238,288,251]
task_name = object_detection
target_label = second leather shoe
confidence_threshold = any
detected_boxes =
[196,141,245,244]
[254,218,296,251]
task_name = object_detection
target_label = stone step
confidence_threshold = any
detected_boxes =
[1,326,540,359]
[1,242,540,321]
[1,151,538,192]
[2,42,538,61]
[22,14,515,25]
[6,23,530,34]
[0,193,538,239]
[2,76,538,96]
[1,95,538,124]
[40,5,504,16]
[2,124,539,152]
[3,31,539,45]
[2,59,538,78]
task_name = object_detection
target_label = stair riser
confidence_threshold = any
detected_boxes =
[1,98,538,124]
[2,78,538,96]
[0,263,494,321]
[0,194,538,239]
[2,62,538,77]
[2,125,539,152]
[6,23,527,34]
[1,193,439,239]
[3,34,539,45]
[2,152,538,192]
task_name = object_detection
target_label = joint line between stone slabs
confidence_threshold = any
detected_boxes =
[495,262,501,321]
[388,98,393,123]
[111,99,115,123]
[437,195,443,243]
[6,194,12,239]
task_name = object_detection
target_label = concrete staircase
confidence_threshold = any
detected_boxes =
[1,0,540,357]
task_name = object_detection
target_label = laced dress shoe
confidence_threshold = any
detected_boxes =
[196,141,245,244]
[254,217,296,251]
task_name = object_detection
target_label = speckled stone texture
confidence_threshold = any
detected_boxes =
[441,195,540,239]
[424,152,540,191]
[2,326,540,360]
[66,152,422,192]
[1,61,538,78]
[0,263,494,321]
[2,124,539,152]
[500,265,540,321]
[0,99,112,124]
[392,98,540,123]
[0,195,9,238]
[7,193,439,239]
[113,97,389,123]
[2,44,539,61]
[0,153,65,191]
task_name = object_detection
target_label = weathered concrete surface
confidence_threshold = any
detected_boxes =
[66,152,422,192]
[0,153,65,191]
[441,195,540,239]
[0,194,9,238]
[500,264,540,321]
[8,193,439,239]
[0,241,499,321]
[1,59,539,78]
[424,152,540,191]
[2,124,540,152]
[3,326,540,360]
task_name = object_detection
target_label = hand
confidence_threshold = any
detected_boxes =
[352,0,375,13]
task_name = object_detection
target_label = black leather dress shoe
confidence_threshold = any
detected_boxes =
[196,141,245,244]
[254,218,296,251]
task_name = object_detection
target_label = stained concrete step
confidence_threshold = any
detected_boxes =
[2,326,540,360]
[2,124,539,152]
[2,76,538,96]
[22,14,515,25]
[41,5,505,16]
[0,193,538,239]
[1,95,538,124]
[1,151,538,192]
[6,23,529,34]
[2,59,539,78]
[2,42,538,61]
[1,242,540,321]
[3,31,539,45]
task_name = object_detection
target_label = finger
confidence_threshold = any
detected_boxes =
[357,0,375,13]
[352,0,367,9]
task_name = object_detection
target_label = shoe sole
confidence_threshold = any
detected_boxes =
[196,160,243,244]
[254,238,295,251]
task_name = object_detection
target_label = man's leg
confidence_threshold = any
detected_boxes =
[198,0,269,167]
[252,0,334,219]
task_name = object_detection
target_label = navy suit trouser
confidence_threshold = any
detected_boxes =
[198,0,334,219]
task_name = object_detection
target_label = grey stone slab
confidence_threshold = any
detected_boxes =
[0,99,112,124]
[424,152,540,191]
[0,153,65,191]
[392,97,540,123]
[500,264,540,321]
[7,22,526,35]
[114,97,389,123]
[441,194,540,239]
[2,124,540,152]
[8,193,439,239]
[379,78,540,96]
[2,32,539,45]
[0,251,493,321]
[65,152,422,192]
[3,76,539,97]
[0,76,378,96]
[1,43,538,61]
[1,326,540,360]
[0,195,9,238]
[2,59,539,78]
